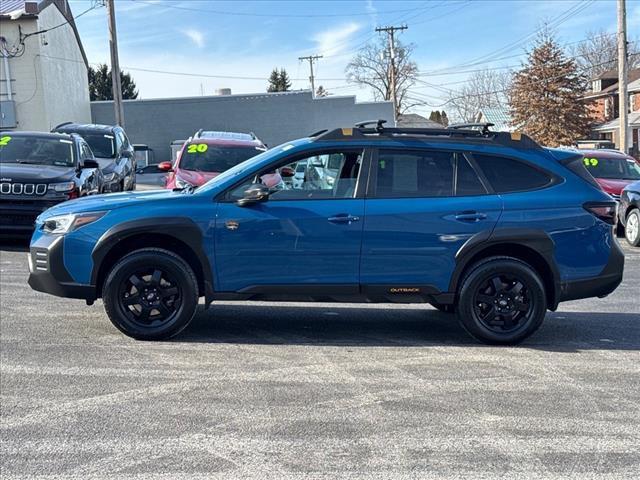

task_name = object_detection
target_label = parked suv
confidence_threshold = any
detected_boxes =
[27,121,624,344]
[53,123,136,192]
[579,149,640,200]
[0,132,102,235]
[161,130,267,189]
[618,180,640,247]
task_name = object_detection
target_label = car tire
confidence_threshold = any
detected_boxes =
[430,302,455,313]
[102,248,199,340]
[457,257,547,345]
[625,209,640,247]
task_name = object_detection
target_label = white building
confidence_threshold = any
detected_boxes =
[0,0,91,131]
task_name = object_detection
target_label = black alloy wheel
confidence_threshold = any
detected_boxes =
[457,257,547,345]
[103,248,199,340]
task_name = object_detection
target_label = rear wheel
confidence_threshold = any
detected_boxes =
[625,209,640,247]
[457,257,547,345]
[102,248,199,340]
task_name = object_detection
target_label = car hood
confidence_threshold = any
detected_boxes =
[176,169,220,186]
[595,178,634,195]
[40,189,182,218]
[0,163,76,183]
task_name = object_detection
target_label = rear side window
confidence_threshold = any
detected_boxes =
[561,155,600,188]
[474,154,553,193]
[456,155,487,196]
[375,150,455,198]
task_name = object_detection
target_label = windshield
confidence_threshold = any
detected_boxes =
[583,155,640,180]
[179,143,264,173]
[0,135,75,167]
[83,133,116,158]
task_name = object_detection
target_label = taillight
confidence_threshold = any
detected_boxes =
[583,202,617,225]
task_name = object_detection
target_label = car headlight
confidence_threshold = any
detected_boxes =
[42,212,107,234]
[104,172,117,182]
[175,176,192,188]
[48,182,76,193]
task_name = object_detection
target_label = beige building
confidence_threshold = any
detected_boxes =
[0,0,90,132]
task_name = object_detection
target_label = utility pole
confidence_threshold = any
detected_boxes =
[106,0,124,127]
[376,25,407,120]
[617,0,628,154]
[298,55,322,98]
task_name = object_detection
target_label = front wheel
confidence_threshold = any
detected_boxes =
[625,209,640,247]
[102,248,199,340]
[457,257,547,345]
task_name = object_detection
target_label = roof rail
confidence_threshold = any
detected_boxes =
[448,122,494,135]
[355,119,387,131]
[51,121,74,132]
[194,129,204,138]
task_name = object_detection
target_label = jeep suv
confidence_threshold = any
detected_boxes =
[0,132,103,235]
[52,123,136,192]
[27,122,624,344]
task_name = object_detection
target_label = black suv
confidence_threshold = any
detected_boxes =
[52,123,136,192]
[619,180,640,247]
[0,131,103,235]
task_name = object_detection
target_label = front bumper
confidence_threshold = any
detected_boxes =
[558,236,625,303]
[28,234,97,300]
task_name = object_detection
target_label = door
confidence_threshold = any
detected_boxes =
[361,148,503,293]
[214,148,368,292]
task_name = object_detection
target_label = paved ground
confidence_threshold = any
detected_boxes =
[1,239,638,480]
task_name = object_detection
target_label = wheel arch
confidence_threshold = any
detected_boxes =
[449,229,560,310]
[91,217,214,305]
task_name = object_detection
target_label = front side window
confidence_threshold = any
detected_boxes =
[228,150,363,201]
[473,154,553,193]
[0,135,75,167]
[180,143,265,174]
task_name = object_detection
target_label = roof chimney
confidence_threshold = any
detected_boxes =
[24,1,38,14]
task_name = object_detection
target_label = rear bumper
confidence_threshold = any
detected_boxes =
[558,236,625,303]
[27,234,97,300]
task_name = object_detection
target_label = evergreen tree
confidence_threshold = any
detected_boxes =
[267,68,292,92]
[88,64,138,101]
[429,111,442,124]
[315,85,329,97]
[441,110,449,127]
[509,33,590,147]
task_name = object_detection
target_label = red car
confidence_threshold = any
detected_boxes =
[580,149,640,200]
[160,131,268,189]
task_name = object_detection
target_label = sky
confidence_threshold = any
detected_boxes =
[70,0,640,116]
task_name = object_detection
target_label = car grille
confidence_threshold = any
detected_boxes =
[0,213,38,226]
[0,182,47,196]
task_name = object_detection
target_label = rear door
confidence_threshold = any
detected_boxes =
[360,147,503,294]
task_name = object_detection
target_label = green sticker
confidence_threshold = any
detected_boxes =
[583,157,599,167]
[187,143,208,153]
[0,136,11,146]
[379,160,386,169]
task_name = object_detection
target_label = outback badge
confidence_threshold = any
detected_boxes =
[225,220,240,231]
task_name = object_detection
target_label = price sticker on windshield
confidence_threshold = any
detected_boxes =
[187,143,208,154]
[0,136,11,146]
[583,157,599,167]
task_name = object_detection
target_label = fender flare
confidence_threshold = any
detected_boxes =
[91,217,215,304]
[448,228,561,309]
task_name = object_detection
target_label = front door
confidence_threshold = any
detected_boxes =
[214,148,367,292]
[361,148,503,293]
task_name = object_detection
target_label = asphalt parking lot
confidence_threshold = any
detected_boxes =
[1,240,639,480]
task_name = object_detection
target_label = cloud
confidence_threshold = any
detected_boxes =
[365,0,378,27]
[183,29,205,48]
[312,22,361,57]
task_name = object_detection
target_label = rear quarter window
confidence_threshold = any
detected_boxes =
[473,154,554,193]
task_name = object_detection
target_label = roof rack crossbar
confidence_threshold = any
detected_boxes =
[355,119,387,131]
[448,122,494,135]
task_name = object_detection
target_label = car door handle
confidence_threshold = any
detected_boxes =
[455,211,487,222]
[328,214,360,224]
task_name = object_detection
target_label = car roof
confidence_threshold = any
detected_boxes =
[1,130,76,141]
[580,149,634,159]
[185,137,265,147]
[53,122,117,134]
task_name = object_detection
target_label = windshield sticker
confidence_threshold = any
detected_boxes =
[583,157,599,167]
[187,143,208,153]
[0,136,11,146]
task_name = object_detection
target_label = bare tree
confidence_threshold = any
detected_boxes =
[346,38,419,115]
[571,30,639,80]
[445,68,512,123]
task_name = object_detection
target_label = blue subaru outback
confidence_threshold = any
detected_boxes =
[27,121,624,344]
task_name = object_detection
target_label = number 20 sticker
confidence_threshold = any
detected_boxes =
[0,136,11,146]
[187,143,208,153]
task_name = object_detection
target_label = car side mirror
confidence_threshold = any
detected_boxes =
[237,184,270,207]
[82,159,100,169]
[158,161,173,172]
[280,166,295,178]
